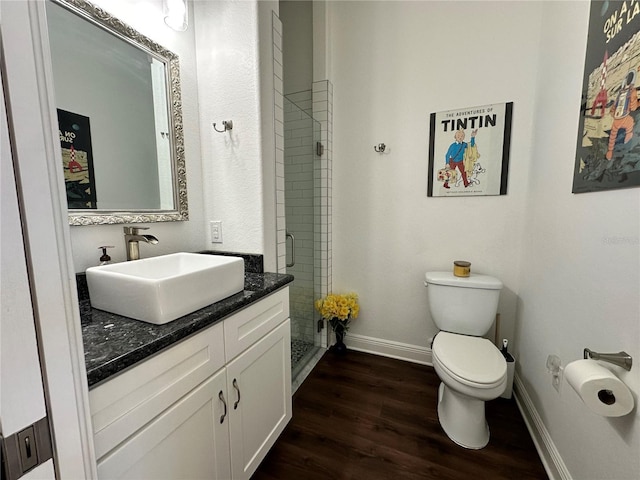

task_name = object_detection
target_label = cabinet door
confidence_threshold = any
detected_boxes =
[96,369,232,480]
[227,319,292,480]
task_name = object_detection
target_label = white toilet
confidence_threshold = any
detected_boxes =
[425,271,507,449]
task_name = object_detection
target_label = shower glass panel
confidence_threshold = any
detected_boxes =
[283,93,322,378]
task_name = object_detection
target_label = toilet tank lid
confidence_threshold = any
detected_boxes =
[425,272,503,290]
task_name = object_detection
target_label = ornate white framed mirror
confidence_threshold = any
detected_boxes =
[45,0,188,225]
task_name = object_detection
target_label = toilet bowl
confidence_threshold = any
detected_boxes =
[425,271,506,449]
[432,332,507,449]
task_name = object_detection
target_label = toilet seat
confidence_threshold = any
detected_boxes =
[432,332,507,388]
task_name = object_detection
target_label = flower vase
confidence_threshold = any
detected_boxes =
[331,324,347,354]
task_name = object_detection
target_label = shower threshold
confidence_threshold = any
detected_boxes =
[291,343,325,394]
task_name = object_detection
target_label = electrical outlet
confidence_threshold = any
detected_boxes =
[552,365,563,392]
[210,221,222,243]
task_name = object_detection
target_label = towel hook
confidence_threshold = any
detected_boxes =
[213,120,233,133]
[374,143,386,153]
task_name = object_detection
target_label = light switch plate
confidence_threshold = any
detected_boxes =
[210,221,222,243]
[17,426,38,472]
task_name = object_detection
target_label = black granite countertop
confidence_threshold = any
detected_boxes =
[82,271,293,388]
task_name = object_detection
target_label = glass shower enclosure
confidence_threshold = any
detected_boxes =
[283,93,322,380]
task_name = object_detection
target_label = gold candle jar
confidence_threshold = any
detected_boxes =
[453,261,471,277]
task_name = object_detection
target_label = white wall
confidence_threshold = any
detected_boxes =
[280,0,313,95]
[518,2,640,478]
[329,0,541,349]
[67,0,205,271]
[194,0,278,272]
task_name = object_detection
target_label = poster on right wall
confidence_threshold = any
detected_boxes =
[573,0,640,193]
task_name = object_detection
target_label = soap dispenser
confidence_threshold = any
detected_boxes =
[98,246,114,265]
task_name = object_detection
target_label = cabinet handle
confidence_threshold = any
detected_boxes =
[233,378,241,409]
[218,390,227,424]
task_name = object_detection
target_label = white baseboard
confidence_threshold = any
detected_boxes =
[344,333,432,365]
[514,374,572,480]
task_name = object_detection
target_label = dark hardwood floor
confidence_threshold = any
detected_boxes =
[253,349,548,480]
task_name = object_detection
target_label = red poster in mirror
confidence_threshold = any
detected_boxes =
[57,109,97,208]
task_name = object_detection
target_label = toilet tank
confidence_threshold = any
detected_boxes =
[425,272,502,336]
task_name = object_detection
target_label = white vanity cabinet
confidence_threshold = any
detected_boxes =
[89,288,291,480]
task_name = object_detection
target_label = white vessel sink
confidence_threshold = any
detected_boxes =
[86,253,245,324]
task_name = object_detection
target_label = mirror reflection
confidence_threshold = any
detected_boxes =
[45,0,188,225]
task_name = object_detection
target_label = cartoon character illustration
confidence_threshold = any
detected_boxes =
[444,129,477,188]
[437,167,457,185]
[68,145,83,173]
[606,68,639,160]
[468,162,486,186]
[455,161,486,187]
[591,51,609,118]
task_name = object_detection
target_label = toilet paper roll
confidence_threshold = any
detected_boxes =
[564,359,634,417]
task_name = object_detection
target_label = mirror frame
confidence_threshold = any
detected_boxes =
[50,0,189,226]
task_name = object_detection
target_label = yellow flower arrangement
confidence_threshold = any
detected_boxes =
[315,292,359,332]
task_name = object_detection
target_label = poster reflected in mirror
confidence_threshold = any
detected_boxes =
[573,0,640,193]
[58,109,97,209]
[428,102,512,197]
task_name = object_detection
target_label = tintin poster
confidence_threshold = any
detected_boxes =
[428,102,512,197]
[57,109,97,209]
[573,0,640,193]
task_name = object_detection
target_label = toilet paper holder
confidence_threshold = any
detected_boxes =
[584,348,633,371]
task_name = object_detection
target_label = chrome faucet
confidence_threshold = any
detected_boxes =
[123,226,159,261]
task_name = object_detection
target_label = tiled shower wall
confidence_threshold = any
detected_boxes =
[273,13,286,273]
[284,91,316,344]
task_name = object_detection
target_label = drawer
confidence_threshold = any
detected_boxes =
[224,288,289,362]
[89,321,225,459]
